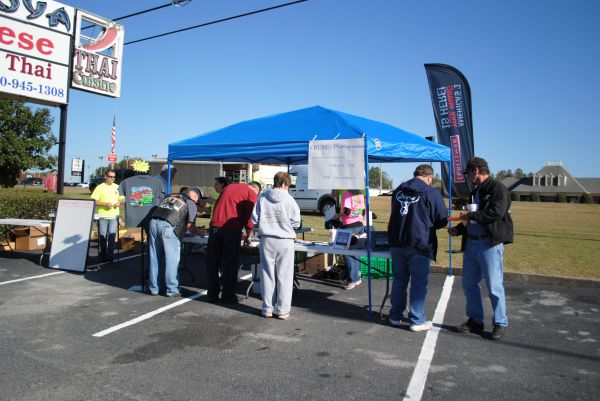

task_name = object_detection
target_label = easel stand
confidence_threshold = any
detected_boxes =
[140,228,146,292]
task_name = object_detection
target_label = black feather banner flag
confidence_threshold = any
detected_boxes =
[424,63,475,203]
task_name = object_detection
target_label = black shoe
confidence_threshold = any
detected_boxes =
[206,296,221,304]
[491,324,507,340]
[221,295,240,304]
[457,318,484,334]
[179,288,194,297]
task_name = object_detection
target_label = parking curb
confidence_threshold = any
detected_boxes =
[430,265,600,289]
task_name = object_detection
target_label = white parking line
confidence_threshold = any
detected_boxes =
[403,274,455,401]
[0,271,65,286]
[94,273,254,337]
[93,290,208,337]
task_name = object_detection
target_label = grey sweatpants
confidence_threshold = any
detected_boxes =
[259,236,295,315]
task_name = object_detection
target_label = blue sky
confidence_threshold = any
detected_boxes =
[40,0,599,183]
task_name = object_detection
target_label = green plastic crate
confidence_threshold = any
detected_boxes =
[359,256,391,280]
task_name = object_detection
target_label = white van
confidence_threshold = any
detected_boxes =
[288,165,336,215]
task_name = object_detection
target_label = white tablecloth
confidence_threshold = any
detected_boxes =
[0,219,52,227]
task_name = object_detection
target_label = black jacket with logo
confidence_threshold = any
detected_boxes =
[455,177,514,247]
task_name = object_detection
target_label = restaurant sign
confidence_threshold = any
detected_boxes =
[0,0,75,105]
[71,9,124,97]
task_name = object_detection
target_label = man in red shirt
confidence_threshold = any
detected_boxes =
[206,181,261,303]
[43,169,57,193]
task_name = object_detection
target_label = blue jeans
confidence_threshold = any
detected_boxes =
[343,225,364,283]
[148,219,181,295]
[462,239,508,326]
[389,247,431,325]
[98,217,117,256]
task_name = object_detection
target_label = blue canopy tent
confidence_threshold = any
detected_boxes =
[169,105,450,164]
[168,105,452,317]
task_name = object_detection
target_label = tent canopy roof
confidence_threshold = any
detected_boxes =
[168,105,450,164]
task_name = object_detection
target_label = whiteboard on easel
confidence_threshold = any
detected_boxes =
[49,199,95,272]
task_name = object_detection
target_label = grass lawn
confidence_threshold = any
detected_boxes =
[13,187,600,279]
[196,195,600,280]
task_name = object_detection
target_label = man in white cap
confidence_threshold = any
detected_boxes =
[155,164,177,201]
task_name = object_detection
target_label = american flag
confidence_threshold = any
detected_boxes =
[111,116,116,154]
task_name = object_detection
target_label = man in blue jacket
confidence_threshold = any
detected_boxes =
[387,165,448,332]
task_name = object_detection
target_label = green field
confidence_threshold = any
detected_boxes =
[197,195,600,280]
[24,188,600,279]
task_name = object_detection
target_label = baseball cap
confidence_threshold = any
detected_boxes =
[188,187,202,198]
[161,164,177,172]
[464,157,488,173]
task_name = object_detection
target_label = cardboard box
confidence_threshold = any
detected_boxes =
[300,253,332,276]
[11,227,28,240]
[29,226,51,237]
[125,229,142,242]
[115,229,143,242]
[118,237,136,251]
[1,241,16,251]
[11,226,51,239]
[15,235,46,250]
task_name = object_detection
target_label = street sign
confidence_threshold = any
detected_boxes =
[71,158,82,176]
[107,153,117,162]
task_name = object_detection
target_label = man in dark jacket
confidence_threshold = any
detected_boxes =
[387,165,448,332]
[148,187,202,297]
[448,157,513,340]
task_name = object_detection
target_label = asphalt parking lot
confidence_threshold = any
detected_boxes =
[0,251,598,401]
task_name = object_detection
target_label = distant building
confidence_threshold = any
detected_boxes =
[500,161,600,203]
[148,160,285,189]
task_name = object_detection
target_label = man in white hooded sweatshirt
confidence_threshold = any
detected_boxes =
[251,172,301,319]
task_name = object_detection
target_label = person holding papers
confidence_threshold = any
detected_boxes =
[251,172,301,319]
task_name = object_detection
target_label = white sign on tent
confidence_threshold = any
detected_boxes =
[308,138,365,189]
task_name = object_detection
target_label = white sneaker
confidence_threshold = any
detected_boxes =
[389,318,402,327]
[277,313,290,320]
[344,279,362,290]
[409,321,433,332]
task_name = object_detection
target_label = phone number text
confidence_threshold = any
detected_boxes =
[0,76,65,98]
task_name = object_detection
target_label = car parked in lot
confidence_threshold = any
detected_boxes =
[76,182,89,188]
[288,165,336,215]
[20,177,43,186]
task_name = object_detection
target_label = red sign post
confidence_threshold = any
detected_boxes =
[107,153,117,163]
